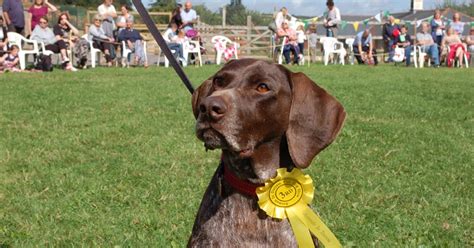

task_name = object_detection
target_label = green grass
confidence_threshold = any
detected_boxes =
[0,64,473,247]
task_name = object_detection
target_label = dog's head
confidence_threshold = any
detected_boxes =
[192,59,345,174]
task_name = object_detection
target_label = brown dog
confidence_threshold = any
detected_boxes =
[189,59,345,247]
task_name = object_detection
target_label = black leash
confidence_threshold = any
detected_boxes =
[132,0,195,95]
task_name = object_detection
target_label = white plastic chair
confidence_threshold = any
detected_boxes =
[82,34,102,68]
[277,36,287,65]
[121,40,148,68]
[414,45,431,68]
[183,40,202,66]
[345,38,355,65]
[7,32,40,70]
[320,37,346,66]
[211,35,238,65]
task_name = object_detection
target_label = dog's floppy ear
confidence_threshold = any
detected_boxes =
[192,78,213,119]
[286,72,346,168]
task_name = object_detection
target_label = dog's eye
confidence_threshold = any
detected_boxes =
[213,77,225,88]
[256,83,270,93]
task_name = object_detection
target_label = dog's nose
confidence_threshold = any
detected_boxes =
[200,96,227,121]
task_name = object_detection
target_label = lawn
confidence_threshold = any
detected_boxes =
[0,64,472,247]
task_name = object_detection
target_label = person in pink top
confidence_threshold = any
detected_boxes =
[277,21,299,64]
[28,0,58,32]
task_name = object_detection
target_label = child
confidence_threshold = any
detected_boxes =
[176,29,189,45]
[307,24,318,63]
[0,45,21,72]
[296,24,306,61]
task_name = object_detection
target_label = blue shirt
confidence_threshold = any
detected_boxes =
[118,28,142,42]
[2,0,25,28]
[353,31,372,47]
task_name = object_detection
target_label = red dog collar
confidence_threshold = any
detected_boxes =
[223,163,264,197]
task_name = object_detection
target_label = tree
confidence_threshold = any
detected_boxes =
[148,0,177,12]
[436,0,473,16]
[53,0,133,9]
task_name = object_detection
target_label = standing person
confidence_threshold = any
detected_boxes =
[307,24,318,63]
[89,15,115,67]
[0,17,9,56]
[98,0,117,39]
[2,0,25,34]
[396,25,413,66]
[382,15,400,62]
[295,24,306,61]
[323,0,341,37]
[169,5,183,28]
[450,13,464,37]
[180,1,197,33]
[116,5,134,34]
[118,19,147,67]
[277,21,299,65]
[98,0,117,61]
[275,7,291,31]
[430,9,444,58]
[353,29,378,65]
[28,0,58,33]
[416,22,440,67]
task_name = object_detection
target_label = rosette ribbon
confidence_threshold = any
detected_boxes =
[256,168,341,248]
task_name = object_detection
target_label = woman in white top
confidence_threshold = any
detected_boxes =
[430,10,444,54]
[295,24,306,58]
[98,0,117,39]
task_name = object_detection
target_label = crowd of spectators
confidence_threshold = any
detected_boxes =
[0,0,472,72]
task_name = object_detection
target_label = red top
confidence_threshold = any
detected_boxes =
[29,6,48,31]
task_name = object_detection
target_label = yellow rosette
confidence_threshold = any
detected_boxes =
[256,168,341,248]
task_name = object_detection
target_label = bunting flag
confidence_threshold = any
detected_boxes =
[394,18,401,24]
[416,20,423,28]
[471,22,474,27]
[404,21,412,28]
[383,10,390,18]
[374,13,382,23]
[340,20,348,30]
[312,17,319,22]
[363,19,369,26]
[353,22,359,31]
[446,20,451,26]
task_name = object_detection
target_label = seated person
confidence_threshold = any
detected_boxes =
[54,13,79,69]
[396,25,412,66]
[466,27,474,59]
[31,16,76,71]
[118,18,147,67]
[353,29,378,65]
[175,29,188,45]
[416,22,440,67]
[163,23,185,64]
[442,27,468,67]
[277,21,299,65]
[0,45,21,72]
[0,17,9,56]
[88,14,115,67]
